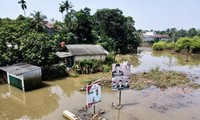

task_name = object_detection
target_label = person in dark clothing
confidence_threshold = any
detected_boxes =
[124,81,130,88]
[112,64,123,77]
[117,80,124,89]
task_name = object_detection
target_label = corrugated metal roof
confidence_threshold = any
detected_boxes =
[56,52,73,58]
[66,44,109,55]
[0,63,41,76]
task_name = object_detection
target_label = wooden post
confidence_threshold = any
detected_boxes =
[117,109,121,120]
[119,90,121,107]
[111,89,123,109]
[93,105,96,115]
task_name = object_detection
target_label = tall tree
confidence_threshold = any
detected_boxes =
[188,28,197,37]
[93,9,140,53]
[30,11,47,23]
[166,28,178,42]
[59,0,73,15]
[30,11,47,32]
[59,5,65,21]
[18,0,27,17]
[0,17,32,66]
[177,29,187,38]
[74,7,94,44]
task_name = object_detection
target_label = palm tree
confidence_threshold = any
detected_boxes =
[59,0,73,15]
[30,11,47,31]
[59,5,65,21]
[18,0,27,17]
[30,11,47,23]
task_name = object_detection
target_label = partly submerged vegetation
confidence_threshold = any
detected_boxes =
[130,67,200,90]
[78,66,200,91]
[153,36,200,53]
[70,52,115,75]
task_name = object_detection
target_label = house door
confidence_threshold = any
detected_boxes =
[9,75,22,90]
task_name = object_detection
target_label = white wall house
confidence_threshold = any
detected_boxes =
[144,31,156,36]
[56,44,109,67]
[141,31,169,42]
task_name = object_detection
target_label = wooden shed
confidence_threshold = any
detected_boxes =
[0,63,42,91]
[56,44,109,67]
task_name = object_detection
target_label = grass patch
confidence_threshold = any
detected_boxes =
[130,67,199,90]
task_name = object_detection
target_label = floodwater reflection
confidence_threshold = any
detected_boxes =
[0,84,58,120]
[151,51,200,67]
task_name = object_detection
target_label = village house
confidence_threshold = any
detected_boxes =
[140,31,169,42]
[56,44,109,67]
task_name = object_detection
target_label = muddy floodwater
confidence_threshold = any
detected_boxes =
[1,48,200,120]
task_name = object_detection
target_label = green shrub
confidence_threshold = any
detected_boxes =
[102,65,111,72]
[105,52,116,65]
[72,59,102,74]
[152,41,167,50]
[190,36,200,53]
[165,42,177,50]
[176,37,192,52]
[71,52,116,74]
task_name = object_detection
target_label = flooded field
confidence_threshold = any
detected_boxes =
[1,48,200,120]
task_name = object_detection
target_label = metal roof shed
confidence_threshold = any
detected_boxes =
[66,44,109,62]
[0,63,42,91]
[56,45,109,67]
[66,44,109,56]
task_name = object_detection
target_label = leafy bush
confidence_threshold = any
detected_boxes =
[165,42,177,50]
[176,37,191,51]
[71,53,116,74]
[105,52,116,65]
[190,36,200,53]
[152,41,167,51]
[102,65,111,72]
[72,59,102,74]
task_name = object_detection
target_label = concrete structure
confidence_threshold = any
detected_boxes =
[56,44,109,67]
[0,63,42,91]
[141,31,169,42]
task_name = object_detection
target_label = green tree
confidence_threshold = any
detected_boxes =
[19,32,59,66]
[188,28,197,37]
[59,4,65,21]
[74,7,94,44]
[166,28,178,42]
[177,37,192,53]
[93,8,140,53]
[56,9,77,43]
[97,35,116,52]
[59,0,73,15]
[0,16,67,79]
[190,36,200,53]
[18,0,27,17]
[30,11,47,32]
[152,41,167,51]
[63,9,77,32]
[177,29,187,38]
[197,30,200,37]
[0,17,32,66]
